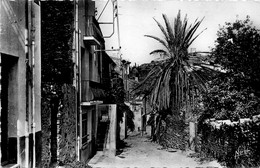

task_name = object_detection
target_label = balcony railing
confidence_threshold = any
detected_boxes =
[84,16,104,46]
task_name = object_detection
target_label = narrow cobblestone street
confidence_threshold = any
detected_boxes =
[89,132,223,168]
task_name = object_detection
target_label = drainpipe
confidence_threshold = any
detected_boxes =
[78,29,82,160]
[31,1,36,167]
[17,120,20,165]
[74,0,80,161]
[25,121,29,167]
[25,0,31,167]
[32,39,36,168]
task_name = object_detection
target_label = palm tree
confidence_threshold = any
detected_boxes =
[134,11,216,147]
[136,10,215,114]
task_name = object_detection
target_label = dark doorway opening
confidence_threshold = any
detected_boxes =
[1,54,18,165]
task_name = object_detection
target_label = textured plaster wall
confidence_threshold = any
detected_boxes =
[1,1,41,166]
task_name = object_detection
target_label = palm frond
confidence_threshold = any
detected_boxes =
[184,18,206,48]
[150,49,169,56]
[153,17,169,42]
[187,28,207,48]
[144,35,169,49]
[162,14,174,43]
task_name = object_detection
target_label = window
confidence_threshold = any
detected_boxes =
[92,108,96,139]
[89,52,93,80]
[87,109,92,141]
[82,112,88,144]
[82,106,94,145]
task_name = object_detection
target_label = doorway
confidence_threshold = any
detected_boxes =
[1,53,18,165]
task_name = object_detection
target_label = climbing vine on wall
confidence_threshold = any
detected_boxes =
[41,1,74,84]
[41,1,87,167]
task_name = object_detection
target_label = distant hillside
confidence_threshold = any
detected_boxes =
[129,61,158,82]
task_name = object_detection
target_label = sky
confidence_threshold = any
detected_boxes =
[94,0,260,65]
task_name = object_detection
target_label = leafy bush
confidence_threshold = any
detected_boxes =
[213,16,260,96]
[199,121,260,167]
[201,75,260,121]
[104,77,135,132]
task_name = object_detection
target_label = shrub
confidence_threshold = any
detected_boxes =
[199,121,260,167]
